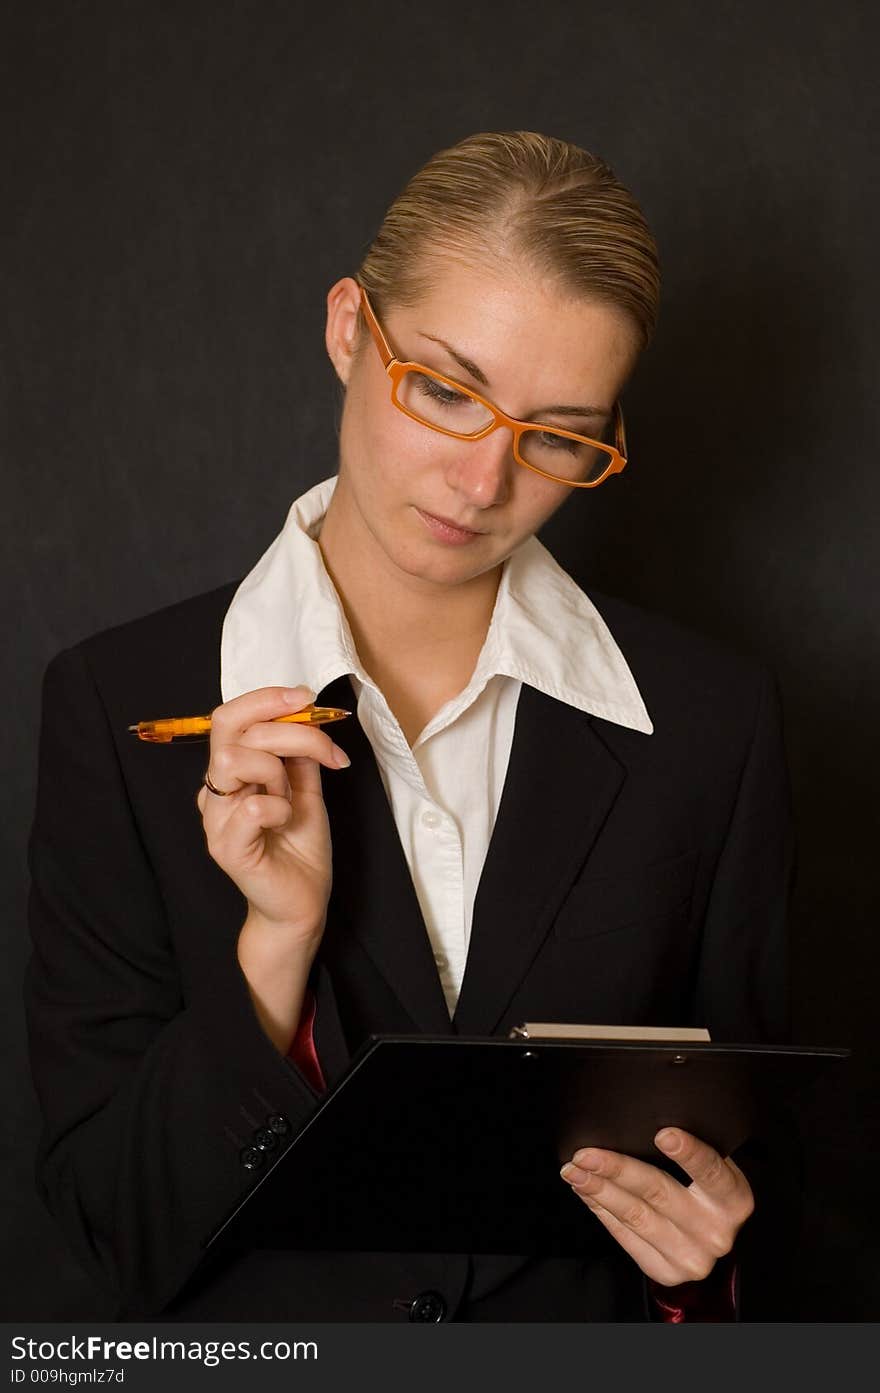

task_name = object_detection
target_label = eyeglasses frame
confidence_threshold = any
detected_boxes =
[355,281,628,489]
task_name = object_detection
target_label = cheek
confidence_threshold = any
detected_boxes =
[511,475,569,535]
[349,388,438,482]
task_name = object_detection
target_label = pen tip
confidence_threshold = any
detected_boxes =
[127,724,139,731]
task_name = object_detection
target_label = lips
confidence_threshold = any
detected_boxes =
[414,507,487,547]
[418,509,484,535]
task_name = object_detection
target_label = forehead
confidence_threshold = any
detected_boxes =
[386,256,639,407]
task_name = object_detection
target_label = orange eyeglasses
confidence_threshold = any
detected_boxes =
[356,281,628,488]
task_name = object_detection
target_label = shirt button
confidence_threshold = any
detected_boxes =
[420,809,442,829]
[434,952,448,972]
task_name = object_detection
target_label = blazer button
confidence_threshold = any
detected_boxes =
[266,1113,291,1136]
[253,1127,278,1152]
[409,1290,447,1322]
[240,1145,264,1171]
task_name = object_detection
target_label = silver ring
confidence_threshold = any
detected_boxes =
[204,770,236,797]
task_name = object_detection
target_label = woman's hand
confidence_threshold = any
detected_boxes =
[196,683,350,941]
[195,685,351,1051]
[560,1128,754,1285]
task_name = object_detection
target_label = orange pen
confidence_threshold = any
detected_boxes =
[128,706,352,743]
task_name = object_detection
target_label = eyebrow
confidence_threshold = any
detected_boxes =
[415,331,610,421]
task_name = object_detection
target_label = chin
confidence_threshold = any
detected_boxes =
[390,543,485,587]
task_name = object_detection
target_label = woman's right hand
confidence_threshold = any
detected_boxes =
[195,684,351,955]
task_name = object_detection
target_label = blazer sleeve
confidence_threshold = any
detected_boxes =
[692,663,802,1319]
[693,663,796,1043]
[23,642,324,1318]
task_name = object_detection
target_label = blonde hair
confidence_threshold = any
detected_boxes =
[354,130,660,352]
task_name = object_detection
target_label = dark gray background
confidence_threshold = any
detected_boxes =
[3,0,877,1320]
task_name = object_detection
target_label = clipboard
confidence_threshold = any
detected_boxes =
[204,1035,848,1258]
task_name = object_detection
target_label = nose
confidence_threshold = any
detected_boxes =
[444,425,515,509]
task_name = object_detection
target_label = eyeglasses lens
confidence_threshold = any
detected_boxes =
[397,369,493,436]
[396,368,614,484]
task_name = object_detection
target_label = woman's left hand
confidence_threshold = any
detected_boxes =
[560,1128,754,1286]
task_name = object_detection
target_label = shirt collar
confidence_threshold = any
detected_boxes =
[478,534,654,732]
[220,476,362,704]
[220,474,653,735]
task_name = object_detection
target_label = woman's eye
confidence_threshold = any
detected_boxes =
[418,376,467,407]
[537,431,580,455]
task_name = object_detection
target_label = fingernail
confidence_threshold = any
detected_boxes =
[572,1149,601,1170]
[655,1128,680,1153]
[283,686,316,705]
[333,747,351,769]
[560,1164,578,1182]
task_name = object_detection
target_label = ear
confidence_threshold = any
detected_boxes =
[325,277,364,387]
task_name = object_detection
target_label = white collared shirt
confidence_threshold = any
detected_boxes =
[221,476,653,1015]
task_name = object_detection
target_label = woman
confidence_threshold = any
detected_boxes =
[25,131,795,1322]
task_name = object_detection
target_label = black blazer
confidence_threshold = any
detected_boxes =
[24,578,797,1321]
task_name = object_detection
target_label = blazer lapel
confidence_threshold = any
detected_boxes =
[453,684,627,1036]
[317,676,453,1035]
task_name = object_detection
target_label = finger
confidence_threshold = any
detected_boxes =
[209,685,316,743]
[197,776,258,810]
[578,1197,714,1286]
[567,1147,682,1219]
[561,1164,724,1284]
[198,781,260,838]
[218,792,297,861]
[654,1129,744,1203]
[207,745,291,800]
[654,1130,754,1244]
[239,720,351,771]
[563,1150,744,1261]
[283,752,329,803]
[560,1162,681,1256]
